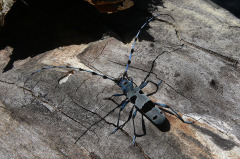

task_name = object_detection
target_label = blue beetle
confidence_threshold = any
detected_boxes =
[118,77,166,125]
[24,15,194,145]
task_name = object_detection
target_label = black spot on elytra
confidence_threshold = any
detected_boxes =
[130,95,137,103]
[142,101,155,113]
[153,115,157,120]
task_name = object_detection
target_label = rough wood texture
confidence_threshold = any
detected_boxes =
[0,0,240,158]
[0,0,16,26]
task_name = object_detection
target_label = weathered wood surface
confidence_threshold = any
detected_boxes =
[0,0,240,158]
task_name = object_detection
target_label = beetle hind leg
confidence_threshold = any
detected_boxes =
[154,102,194,124]
[132,108,146,145]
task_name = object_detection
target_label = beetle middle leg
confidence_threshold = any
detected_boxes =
[112,105,135,133]
[139,80,163,96]
[111,99,130,133]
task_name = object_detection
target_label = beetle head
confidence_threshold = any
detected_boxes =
[118,77,134,94]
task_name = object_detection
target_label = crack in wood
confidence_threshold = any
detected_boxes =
[155,17,239,67]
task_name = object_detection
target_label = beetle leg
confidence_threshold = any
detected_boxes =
[111,100,130,133]
[103,93,124,100]
[139,80,162,96]
[132,108,146,145]
[154,102,194,124]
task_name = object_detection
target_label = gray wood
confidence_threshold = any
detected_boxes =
[0,0,240,158]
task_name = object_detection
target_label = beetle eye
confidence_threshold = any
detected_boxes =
[153,115,158,120]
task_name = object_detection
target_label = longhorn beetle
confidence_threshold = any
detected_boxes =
[24,14,194,145]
